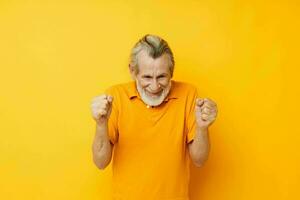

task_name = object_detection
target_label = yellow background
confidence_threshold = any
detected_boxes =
[1,0,299,199]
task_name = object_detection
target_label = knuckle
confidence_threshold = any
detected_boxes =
[103,99,108,104]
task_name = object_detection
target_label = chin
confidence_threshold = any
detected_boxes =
[142,95,165,106]
[136,80,172,107]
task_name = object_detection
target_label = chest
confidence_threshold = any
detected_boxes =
[117,99,186,145]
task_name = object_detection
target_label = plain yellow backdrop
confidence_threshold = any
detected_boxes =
[0,0,299,199]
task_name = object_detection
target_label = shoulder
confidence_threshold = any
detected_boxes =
[171,80,199,97]
[104,81,135,98]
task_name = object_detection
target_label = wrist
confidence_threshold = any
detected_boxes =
[96,121,108,130]
[96,121,109,138]
[196,124,209,133]
[96,117,108,126]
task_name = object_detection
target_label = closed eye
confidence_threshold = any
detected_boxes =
[142,75,152,79]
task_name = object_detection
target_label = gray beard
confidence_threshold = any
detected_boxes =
[136,80,172,107]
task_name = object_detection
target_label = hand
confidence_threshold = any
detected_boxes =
[90,94,113,125]
[195,98,218,129]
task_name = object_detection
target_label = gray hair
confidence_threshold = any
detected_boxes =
[129,34,175,77]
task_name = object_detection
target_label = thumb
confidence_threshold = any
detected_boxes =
[196,98,204,106]
[107,95,113,103]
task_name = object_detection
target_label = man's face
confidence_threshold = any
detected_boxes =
[131,50,172,106]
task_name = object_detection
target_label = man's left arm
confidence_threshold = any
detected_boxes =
[188,98,218,167]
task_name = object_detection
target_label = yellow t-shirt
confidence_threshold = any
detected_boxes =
[105,80,199,200]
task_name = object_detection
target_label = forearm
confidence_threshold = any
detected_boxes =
[189,126,210,167]
[92,122,113,169]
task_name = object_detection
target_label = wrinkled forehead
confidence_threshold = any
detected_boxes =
[137,50,171,75]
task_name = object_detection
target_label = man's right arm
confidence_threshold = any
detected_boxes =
[92,122,113,170]
[90,94,114,170]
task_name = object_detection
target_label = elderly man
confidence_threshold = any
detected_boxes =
[90,34,218,200]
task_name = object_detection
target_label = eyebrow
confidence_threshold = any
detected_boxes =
[158,73,168,77]
[142,73,168,77]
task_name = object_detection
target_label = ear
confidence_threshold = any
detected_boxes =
[129,64,136,80]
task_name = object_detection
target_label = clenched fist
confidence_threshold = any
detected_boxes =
[195,98,218,129]
[90,95,113,125]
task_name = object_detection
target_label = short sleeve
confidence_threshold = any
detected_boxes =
[185,87,200,144]
[104,87,119,145]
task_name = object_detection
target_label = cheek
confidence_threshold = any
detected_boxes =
[138,79,150,88]
[159,79,171,87]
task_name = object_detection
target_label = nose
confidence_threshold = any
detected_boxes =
[149,80,161,92]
